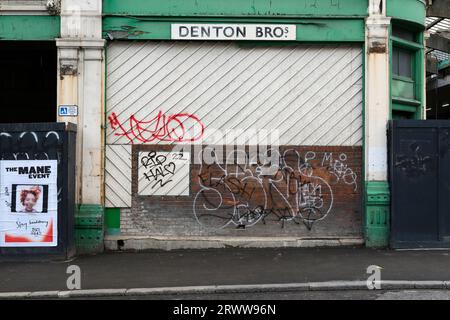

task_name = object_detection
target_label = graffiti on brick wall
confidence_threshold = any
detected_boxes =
[108,111,205,144]
[322,153,358,191]
[138,151,190,196]
[193,147,358,230]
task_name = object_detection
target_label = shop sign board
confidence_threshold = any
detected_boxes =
[171,24,297,41]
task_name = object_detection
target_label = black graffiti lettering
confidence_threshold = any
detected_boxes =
[141,152,181,191]
[152,179,173,189]
[395,143,433,176]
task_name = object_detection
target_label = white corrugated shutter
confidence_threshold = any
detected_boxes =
[105,41,363,207]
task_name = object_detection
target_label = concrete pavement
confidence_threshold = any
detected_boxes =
[67,290,450,300]
[1,247,450,297]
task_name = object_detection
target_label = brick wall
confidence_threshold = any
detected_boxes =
[122,145,363,239]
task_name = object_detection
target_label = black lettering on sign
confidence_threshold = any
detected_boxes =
[236,26,246,38]
[200,26,210,37]
[179,26,189,37]
[273,27,284,38]
[265,27,273,37]
[212,26,223,37]
[191,26,199,37]
[256,27,263,38]
[223,27,234,37]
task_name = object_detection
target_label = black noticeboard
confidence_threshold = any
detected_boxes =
[0,122,77,261]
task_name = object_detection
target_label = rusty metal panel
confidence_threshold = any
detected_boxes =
[106,41,363,146]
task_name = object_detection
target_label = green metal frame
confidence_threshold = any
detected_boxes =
[386,0,426,27]
[0,15,60,40]
[390,28,425,120]
[103,0,369,17]
[102,17,365,42]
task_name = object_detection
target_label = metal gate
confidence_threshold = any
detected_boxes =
[0,123,77,260]
[389,120,450,248]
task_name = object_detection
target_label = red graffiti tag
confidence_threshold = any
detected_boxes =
[108,111,205,144]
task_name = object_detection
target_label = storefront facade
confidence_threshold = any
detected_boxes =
[0,0,427,252]
[100,0,425,250]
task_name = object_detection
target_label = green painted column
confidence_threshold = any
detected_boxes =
[75,204,105,254]
[364,1,391,248]
[365,182,390,247]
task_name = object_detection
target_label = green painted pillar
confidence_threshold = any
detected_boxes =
[364,2,391,248]
[365,182,390,247]
[75,204,105,254]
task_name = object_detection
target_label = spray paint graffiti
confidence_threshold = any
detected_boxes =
[108,111,205,144]
[395,142,433,176]
[193,147,358,231]
[322,153,358,191]
[140,151,176,189]
[138,151,191,196]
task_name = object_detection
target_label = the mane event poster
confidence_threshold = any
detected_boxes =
[0,160,58,247]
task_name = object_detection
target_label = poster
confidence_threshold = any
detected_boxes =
[138,151,190,196]
[0,160,58,247]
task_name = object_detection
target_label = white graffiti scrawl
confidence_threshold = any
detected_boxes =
[322,153,358,191]
[193,148,358,231]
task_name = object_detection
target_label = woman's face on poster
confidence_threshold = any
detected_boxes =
[23,192,37,212]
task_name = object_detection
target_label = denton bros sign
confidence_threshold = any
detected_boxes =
[171,24,297,41]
